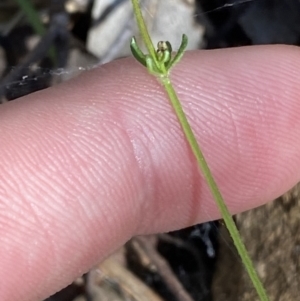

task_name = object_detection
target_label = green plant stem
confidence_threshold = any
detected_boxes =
[130,0,269,300]
[15,0,45,35]
[130,0,158,67]
[161,78,269,301]
[15,0,56,63]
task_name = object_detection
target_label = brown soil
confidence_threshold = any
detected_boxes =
[212,183,300,301]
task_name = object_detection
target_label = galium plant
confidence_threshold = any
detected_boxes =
[15,0,269,299]
[130,1,269,301]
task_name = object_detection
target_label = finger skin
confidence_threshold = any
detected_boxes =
[0,45,300,300]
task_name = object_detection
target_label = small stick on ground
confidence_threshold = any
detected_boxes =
[134,236,195,301]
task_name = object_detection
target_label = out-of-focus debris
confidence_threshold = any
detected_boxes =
[65,0,91,14]
[238,0,300,44]
[87,0,133,63]
[196,0,300,47]
[87,250,164,301]
[127,236,194,301]
[0,10,70,100]
[157,226,217,301]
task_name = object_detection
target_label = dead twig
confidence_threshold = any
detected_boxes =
[134,236,195,301]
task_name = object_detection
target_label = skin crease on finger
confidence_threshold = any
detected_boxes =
[0,45,300,300]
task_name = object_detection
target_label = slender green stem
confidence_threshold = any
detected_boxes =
[15,0,56,63]
[15,0,45,35]
[161,78,269,301]
[131,0,158,66]
[130,1,269,300]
